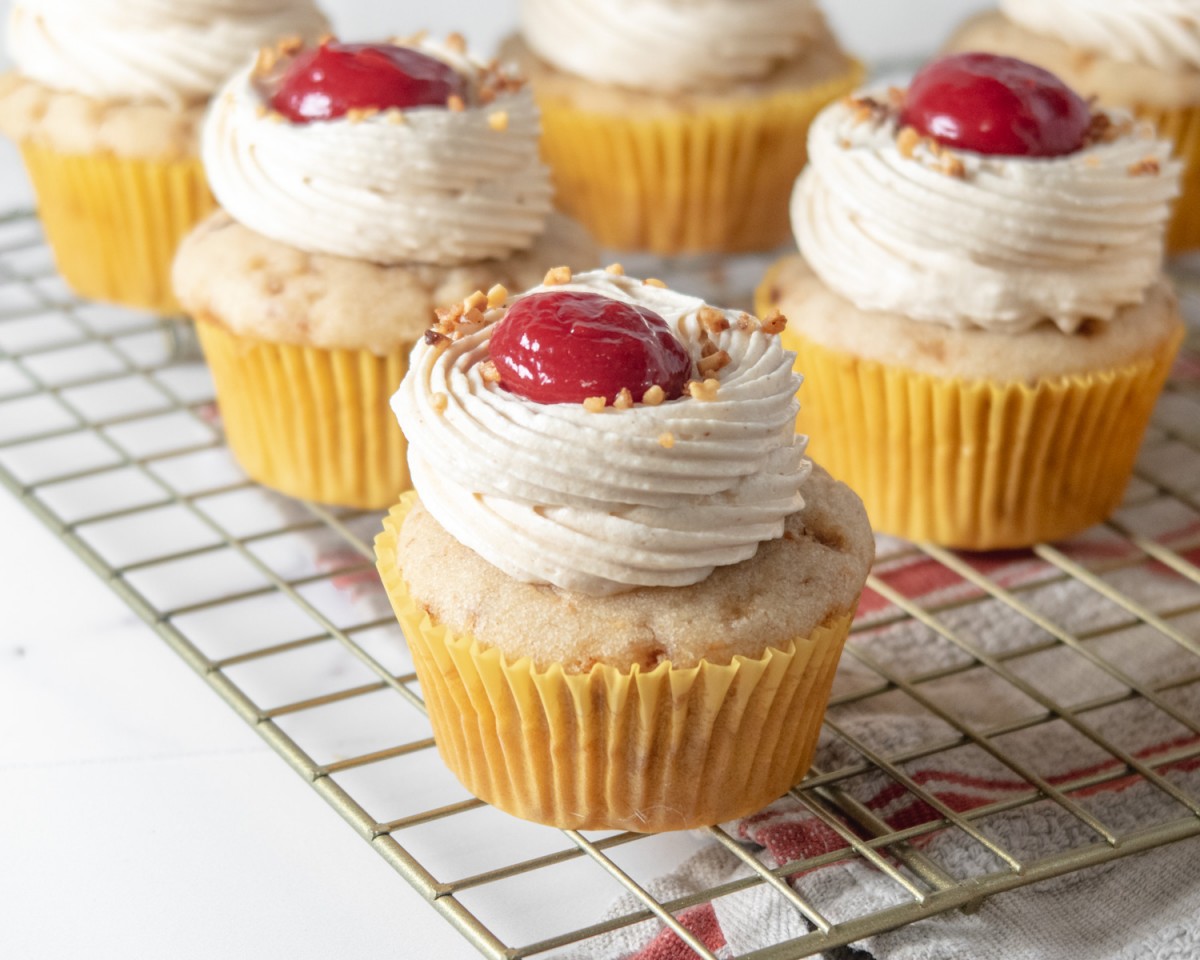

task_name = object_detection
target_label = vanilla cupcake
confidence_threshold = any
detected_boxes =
[174,35,595,509]
[757,54,1184,550]
[501,0,863,255]
[374,268,873,832]
[0,0,327,313]
[946,0,1200,252]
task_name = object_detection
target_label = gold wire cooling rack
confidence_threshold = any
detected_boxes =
[2,207,1200,959]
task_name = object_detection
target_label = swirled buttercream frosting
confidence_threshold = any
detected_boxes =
[518,0,824,92]
[7,0,327,106]
[393,270,810,596]
[202,38,553,266]
[792,93,1180,334]
[1000,0,1200,72]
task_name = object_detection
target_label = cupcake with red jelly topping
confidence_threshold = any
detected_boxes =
[374,267,874,832]
[174,33,595,509]
[756,53,1184,549]
[946,1,1200,252]
[501,0,863,254]
[0,0,328,313]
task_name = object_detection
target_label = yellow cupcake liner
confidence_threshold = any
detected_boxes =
[19,142,215,314]
[534,62,864,255]
[777,323,1184,550]
[197,318,410,509]
[375,492,856,833]
[1136,103,1200,254]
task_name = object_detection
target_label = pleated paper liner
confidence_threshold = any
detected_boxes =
[1137,102,1200,254]
[778,324,1184,550]
[375,492,856,833]
[196,317,410,510]
[534,61,864,255]
[20,143,215,314]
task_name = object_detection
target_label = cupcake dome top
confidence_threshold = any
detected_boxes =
[999,0,1200,72]
[7,0,328,107]
[518,0,825,92]
[202,34,553,267]
[393,268,809,597]
[792,54,1180,335]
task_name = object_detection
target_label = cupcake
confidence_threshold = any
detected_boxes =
[500,0,864,255]
[757,54,1184,550]
[174,35,596,510]
[0,0,327,313]
[374,268,874,832]
[946,1,1200,252]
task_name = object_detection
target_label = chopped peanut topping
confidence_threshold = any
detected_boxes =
[698,350,732,376]
[430,393,448,413]
[643,278,667,288]
[447,94,466,112]
[445,32,467,53]
[345,107,379,123]
[605,263,625,275]
[486,283,509,308]
[940,154,966,179]
[544,265,572,286]
[253,46,278,77]
[658,432,676,449]
[735,312,756,331]
[697,306,729,334]
[488,110,509,132]
[265,111,286,124]
[278,35,304,56]
[896,125,921,159]
[317,32,335,46]
[613,388,634,410]
[642,385,665,406]
[424,329,450,347]
[479,360,502,383]
[463,290,488,312]
[687,379,721,402]
[583,396,607,413]
[1129,157,1161,177]
[384,109,407,125]
[761,311,788,335]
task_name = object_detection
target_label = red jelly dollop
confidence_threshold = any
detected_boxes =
[269,42,468,123]
[900,52,1091,157]
[489,291,692,406]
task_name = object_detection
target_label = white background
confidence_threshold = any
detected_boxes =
[0,3,989,960]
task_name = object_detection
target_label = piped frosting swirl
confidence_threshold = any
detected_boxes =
[202,37,554,266]
[394,270,809,596]
[792,92,1180,334]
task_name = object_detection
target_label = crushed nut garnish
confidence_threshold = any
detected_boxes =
[887,86,905,109]
[658,432,676,449]
[255,104,269,119]
[844,94,890,126]
[688,379,720,402]
[463,290,488,312]
[583,396,607,413]
[735,312,756,331]
[479,360,502,383]
[613,388,634,410]
[430,392,448,413]
[698,350,732,376]
[253,46,278,76]
[445,32,467,53]
[699,335,719,359]
[487,110,509,132]
[605,263,625,275]
[486,283,509,308]
[697,306,729,333]
[447,94,466,112]
[265,111,286,124]
[896,125,921,159]
[939,154,966,179]
[384,108,406,124]
[761,311,788,335]
[458,307,486,335]
[424,329,449,347]
[642,385,665,406]
[317,32,335,46]
[345,107,379,123]
[544,265,572,285]
[1129,156,1161,177]
[643,278,667,288]
[278,35,304,56]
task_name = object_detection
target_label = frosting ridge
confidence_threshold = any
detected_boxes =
[792,94,1180,334]
[394,270,810,596]
[202,38,554,266]
[8,0,328,106]
[518,0,824,92]
[999,0,1200,72]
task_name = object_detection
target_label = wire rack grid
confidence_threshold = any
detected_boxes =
[2,208,1200,960]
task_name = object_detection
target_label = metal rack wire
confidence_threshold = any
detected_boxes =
[1,207,1198,959]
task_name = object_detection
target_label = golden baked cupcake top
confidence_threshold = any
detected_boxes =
[393,268,812,597]
[203,33,553,267]
[792,53,1180,335]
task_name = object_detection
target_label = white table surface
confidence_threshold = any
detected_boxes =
[0,4,995,958]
